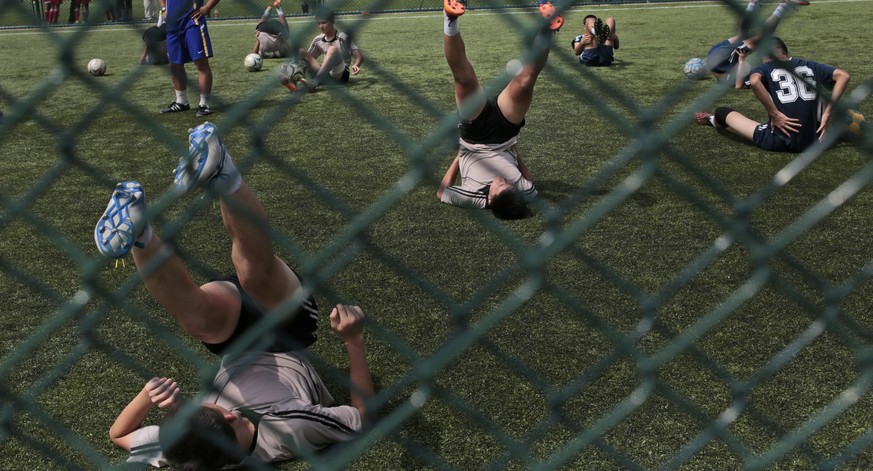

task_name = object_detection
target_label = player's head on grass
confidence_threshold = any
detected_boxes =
[159,405,249,471]
[489,190,528,220]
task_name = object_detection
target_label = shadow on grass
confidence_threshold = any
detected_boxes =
[537,179,657,207]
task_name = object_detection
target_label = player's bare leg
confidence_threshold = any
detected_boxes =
[495,20,554,124]
[604,17,618,49]
[218,181,303,313]
[443,1,486,121]
[696,108,757,141]
[132,232,242,343]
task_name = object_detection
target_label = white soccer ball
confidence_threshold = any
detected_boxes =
[244,53,263,72]
[684,57,707,80]
[279,59,308,83]
[88,58,107,76]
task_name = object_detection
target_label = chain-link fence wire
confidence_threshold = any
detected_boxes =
[2,0,873,468]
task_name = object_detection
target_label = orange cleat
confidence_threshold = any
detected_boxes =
[538,1,563,31]
[444,0,466,18]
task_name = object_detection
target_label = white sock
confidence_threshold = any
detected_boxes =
[275,7,284,15]
[773,2,787,17]
[444,13,459,36]
[134,224,152,249]
[262,7,270,16]
[214,151,242,195]
[175,90,188,105]
[746,0,758,12]
[709,115,717,127]
[199,94,209,107]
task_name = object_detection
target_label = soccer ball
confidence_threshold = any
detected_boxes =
[244,53,263,72]
[88,58,107,76]
[684,57,707,80]
[279,59,308,84]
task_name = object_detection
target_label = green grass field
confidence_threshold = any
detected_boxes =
[2,1,873,469]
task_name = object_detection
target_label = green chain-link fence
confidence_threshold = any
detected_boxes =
[2,0,873,468]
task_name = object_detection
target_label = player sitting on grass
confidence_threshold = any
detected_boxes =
[295,9,363,92]
[436,0,560,219]
[571,15,619,67]
[695,37,850,153]
[705,0,805,84]
[253,0,292,59]
[97,123,373,468]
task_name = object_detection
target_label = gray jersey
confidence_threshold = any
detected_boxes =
[127,351,361,466]
[440,136,537,209]
[307,31,358,76]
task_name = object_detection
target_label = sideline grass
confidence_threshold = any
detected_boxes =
[1,2,873,469]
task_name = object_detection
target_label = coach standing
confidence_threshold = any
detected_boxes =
[159,0,220,117]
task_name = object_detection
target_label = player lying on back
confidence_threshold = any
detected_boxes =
[97,123,374,468]
[571,15,619,67]
[253,0,292,59]
[705,0,805,85]
[436,0,562,219]
[696,37,850,153]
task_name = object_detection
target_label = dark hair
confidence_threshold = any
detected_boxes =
[583,14,597,23]
[159,406,238,471]
[771,36,788,56]
[314,8,335,22]
[490,189,529,220]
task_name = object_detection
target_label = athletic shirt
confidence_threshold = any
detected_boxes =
[307,31,358,67]
[165,0,204,32]
[440,135,537,209]
[126,351,361,467]
[751,57,837,151]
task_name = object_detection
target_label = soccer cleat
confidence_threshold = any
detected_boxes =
[160,101,190,113]
[195,105,212,117]
[95,181,146,258]
[593,17,609,43]
[538,1,563,31]
[174,122,229,193]
[298,78,319,93]
[272,0,281,6]
[444,0,465,18]
[695,112,715,127]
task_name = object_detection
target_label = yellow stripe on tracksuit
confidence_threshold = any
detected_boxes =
[192,2,210,56]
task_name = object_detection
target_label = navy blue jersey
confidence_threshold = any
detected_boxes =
[751,57,837,152]
[165,0,204,32]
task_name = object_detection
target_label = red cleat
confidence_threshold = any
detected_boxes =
[538,1,563,31]
[444,0,466,18]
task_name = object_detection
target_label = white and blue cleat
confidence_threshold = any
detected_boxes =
[174,122,230,194]
[95,181,146,258]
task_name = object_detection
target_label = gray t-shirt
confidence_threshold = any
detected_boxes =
[127,351,361,466]
[440,136,537,209]
[308,31,358,70]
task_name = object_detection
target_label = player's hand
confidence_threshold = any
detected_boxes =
[817,110,831,141]
[770,111,801,137]
[190,7,205,20]
[581,33,593,46]
[144,377,181,409]
[351,65,360,75]
[329,304,365,342]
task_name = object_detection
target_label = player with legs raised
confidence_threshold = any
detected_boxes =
[96,123,373,468]
[436,0,560,219]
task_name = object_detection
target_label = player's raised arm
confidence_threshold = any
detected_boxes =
[329,304,374,419]
[437,152,461,200]
[109,377,180,451]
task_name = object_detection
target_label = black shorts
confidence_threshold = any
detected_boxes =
[203,273,319,355]
[458,98,524,145]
